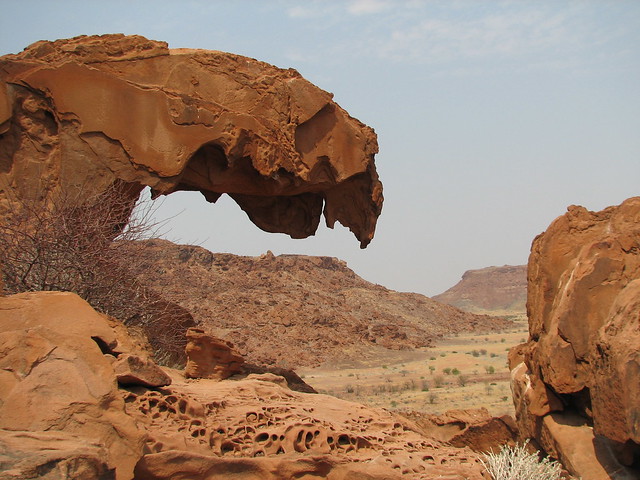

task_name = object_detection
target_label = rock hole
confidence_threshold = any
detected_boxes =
[91,336,115,355]
[276,446,285,455]
[246,412,257,422]
[221,441,235,454]
[338,434,350,446]
[255,433,269,443]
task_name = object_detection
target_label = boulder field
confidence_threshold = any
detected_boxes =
[510,197,640,479]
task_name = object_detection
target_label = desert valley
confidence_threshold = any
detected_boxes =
[0,34,639,480]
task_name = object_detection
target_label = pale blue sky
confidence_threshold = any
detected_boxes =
[2,1,639,295]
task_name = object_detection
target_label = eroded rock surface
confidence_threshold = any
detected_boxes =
[511,197,640,479]
[0,291,495,479]
[0,292,145,480]
[0,34,382,247]
[184,327,244,380]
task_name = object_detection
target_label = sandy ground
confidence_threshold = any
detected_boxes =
[298,314,528,418]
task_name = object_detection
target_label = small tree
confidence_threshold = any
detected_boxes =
[457,374,469,387]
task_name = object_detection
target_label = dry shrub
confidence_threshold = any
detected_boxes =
[481,440,562,480]
[0,181,193,365]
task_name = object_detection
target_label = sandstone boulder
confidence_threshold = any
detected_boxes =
[0,34,382,247]
[184,327,245,380]
[113,353,172,388]
[0,292,145,479]
[512,197,640,478]
[403,408,518,454]
[0,430,113,480]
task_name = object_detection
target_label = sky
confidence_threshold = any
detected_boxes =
[1,1,639,296]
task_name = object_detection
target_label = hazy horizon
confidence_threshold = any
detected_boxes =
[2,0,638,296]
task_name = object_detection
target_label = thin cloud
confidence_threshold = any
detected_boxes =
[347,0,391,15]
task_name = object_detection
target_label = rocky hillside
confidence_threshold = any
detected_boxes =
[133,239,512,368]
[433,265,527,315]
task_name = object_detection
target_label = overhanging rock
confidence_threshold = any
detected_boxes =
[0,34,382,247]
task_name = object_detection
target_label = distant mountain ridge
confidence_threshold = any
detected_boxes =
[133,240,512,368]
[433,265,527,315]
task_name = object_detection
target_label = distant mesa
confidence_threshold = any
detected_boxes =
[433,265,527,315]
[0,34,382,247]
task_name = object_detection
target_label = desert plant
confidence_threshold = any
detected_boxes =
[480,440,562,480]
[457,374,469,387]
[451,368,460,375]
[433,375,445,388]
[443,367,452,375]
[0,181,192,365]
[485,365,496,374]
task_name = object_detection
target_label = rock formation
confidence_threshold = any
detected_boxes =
[0,291,146,479]
[0,290,498,479]
[433,265,527,315]
[129,239,513,367]
[510,197,640,479]
[184,327,244,380]
[0,34,382,247]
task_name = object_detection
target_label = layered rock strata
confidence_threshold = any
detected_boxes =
[433,265,527,315]
[511,197,640,479]
[0,34,382,246]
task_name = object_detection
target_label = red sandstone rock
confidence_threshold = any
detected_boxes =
[0,292,145,479]
[184,327,245,380]
[113,353,172,388]
[125,371,488,479]
[402,408,518,454]
[512,197,640,478]
[0,34,382,247]
[0,291,492,479]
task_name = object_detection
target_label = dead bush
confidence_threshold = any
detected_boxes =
[0,181,193,365]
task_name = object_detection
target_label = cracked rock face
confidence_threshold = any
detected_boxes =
[511,197,640,478]
[0,34,382,247]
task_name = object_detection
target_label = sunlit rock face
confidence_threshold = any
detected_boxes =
[510,197,640,479]
[0,34,382,247]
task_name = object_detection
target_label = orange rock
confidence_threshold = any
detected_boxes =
[0,292,145,479]
[0,34,382,247]
[184,327,245,380]
[113,353,172,388]
[514,197,640,477]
